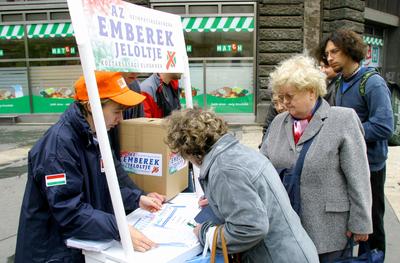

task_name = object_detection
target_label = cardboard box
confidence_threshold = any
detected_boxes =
[119,118,188,199]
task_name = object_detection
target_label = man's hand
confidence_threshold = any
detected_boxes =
[147,192,166,203]
[128,225,156,252]
[139,195,162,212]
[346,231,369,242]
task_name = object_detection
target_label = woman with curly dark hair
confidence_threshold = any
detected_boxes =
[164,108,319,263]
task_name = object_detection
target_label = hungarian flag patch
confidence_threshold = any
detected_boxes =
[45,173,67,187]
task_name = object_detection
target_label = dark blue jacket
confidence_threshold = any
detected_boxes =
[335,67,394,171]
[15,103,144,263]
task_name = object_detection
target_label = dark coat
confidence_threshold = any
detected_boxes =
[15,103,144,263]
[324,74,339,106]
[335,67,393,171]
[141,73,180,118]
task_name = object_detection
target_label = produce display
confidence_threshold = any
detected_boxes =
[209,87,249,98]
[0,89,15,100]
[39,87,73,99]
[180,86,199,97]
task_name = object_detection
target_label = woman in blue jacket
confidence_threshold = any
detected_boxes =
[15,72,165,263]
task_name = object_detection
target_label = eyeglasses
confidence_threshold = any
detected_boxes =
[324,48,341,59]
[277,93,296,103]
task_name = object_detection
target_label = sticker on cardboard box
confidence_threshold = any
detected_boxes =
[168,153,187,174]
[120,151,162,177]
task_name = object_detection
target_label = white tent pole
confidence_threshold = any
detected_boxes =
[182,54,193,109]
[67,1,135,262]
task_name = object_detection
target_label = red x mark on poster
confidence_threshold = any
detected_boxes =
[166,51,176,70]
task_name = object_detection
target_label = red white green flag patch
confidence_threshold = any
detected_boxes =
[45,173,67,187]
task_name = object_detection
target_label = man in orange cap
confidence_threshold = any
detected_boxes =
[15,71,165,263]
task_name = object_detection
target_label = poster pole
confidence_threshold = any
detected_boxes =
[182,53,193,109]
[67,0,134,261]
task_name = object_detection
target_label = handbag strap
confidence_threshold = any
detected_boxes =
[220,226,229,262]
[293,136,315,175]
[292,98,323,175]
[211,226,219,262]
[211,226,229,263]
[288,133,317,215]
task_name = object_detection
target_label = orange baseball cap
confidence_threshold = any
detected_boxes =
[74,71,145,107]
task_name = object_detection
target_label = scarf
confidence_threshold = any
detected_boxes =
[292,98,322,145]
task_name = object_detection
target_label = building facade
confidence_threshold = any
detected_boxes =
[0,0,398,123]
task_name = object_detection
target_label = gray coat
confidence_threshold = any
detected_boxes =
[260,99,372,254]
[198,134,319,263]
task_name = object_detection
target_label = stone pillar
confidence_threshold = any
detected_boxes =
[321,0,365,38]
[257,0,304,123]
[303,0,321,52]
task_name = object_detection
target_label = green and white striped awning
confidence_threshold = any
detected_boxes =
[182,17,254,32]
[0,25,24,39]
[1,17,253,40]
[363,36,383,46]
[27,23,74,38]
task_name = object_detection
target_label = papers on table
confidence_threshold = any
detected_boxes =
[66,193,201,252]
[128,194,200,247]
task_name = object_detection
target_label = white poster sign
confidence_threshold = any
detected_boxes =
[79,0,185,73]
[67,0,192,259]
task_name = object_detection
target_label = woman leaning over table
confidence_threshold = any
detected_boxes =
[164,108,319,263]
[260,54,372,262]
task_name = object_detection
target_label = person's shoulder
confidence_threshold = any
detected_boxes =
[271,111,289,125]
[361,68,386,86]
[329,106,356,116]
[29,122,63,157]
[140,74,157,93]
[328,106,359,124]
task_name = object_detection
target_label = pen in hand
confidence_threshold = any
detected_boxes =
[187,222,197,228]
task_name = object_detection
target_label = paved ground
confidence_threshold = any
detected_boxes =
[0,124,399,262]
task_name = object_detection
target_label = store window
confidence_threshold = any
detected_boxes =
[153,2,256,115]
[363,35,383,69]
[180,61,204,108]
[205,60,253,113]
[27,23,79,59]
[30,64,82,113]
[183,16,254,58]
[0,25,25,59]
[0,68,30,114]
[363,24,384,69]
[182,15,255,113]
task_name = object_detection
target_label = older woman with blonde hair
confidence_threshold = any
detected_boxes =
[165,108,319,263]
[260,54,372,262]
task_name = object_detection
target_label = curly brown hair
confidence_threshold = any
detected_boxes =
[315,29,367,64]
[164,108,228,161]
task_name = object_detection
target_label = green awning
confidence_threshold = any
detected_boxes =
[27,23,74,38]
[363,36,383,46]
[182,17,254,32]
[1,17,254,40]
[0,25,24,40]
